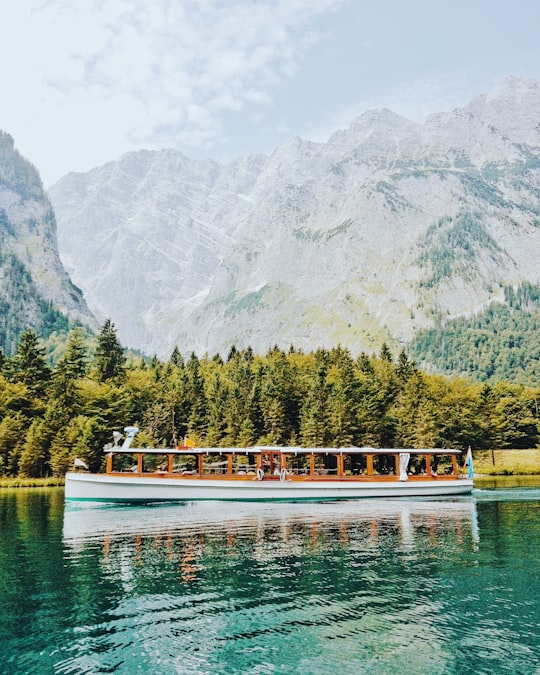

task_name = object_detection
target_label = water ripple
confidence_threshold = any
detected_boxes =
[2,491,540,674]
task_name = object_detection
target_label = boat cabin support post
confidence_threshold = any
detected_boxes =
[366,454,374,476]
[337,453,344,478]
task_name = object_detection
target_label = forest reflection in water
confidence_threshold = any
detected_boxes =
[1,489,539,674]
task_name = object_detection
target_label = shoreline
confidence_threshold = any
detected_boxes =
[0,477,64,489]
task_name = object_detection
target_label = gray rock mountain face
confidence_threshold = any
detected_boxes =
[49,76,540,358]
[0,132,95,350]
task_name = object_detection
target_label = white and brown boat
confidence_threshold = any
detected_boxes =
[64,426,474,503]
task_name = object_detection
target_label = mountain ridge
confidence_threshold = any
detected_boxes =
[48,76,540,361]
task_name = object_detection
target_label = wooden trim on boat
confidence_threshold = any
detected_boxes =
[104,448,464,481]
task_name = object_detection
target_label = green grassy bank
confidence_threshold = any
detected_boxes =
[473,448,540,475]
[0,477,65,488]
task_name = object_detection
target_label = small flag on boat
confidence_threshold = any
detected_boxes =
[465,446,474,479]
[184,436,196,448]
[74,457,88,470]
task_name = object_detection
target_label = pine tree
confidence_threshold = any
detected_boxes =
[8,329,51,397]
[186,352,207,438]
[94,319,126,383]
[300,362,329,446]
[260,347,300,444]
[169,345,184,368]
[18,417,51,477]
[205,373,227,446]
[326,347,358,446]
[61,329,88,379]
[52,329,88,409]
[0,412,26,475]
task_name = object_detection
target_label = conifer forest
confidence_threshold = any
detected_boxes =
[0,320,538,478]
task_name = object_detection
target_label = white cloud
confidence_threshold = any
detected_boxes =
[2,0,539,185]
[0,0,344,184]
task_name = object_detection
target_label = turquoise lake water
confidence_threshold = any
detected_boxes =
[0,481,539,674]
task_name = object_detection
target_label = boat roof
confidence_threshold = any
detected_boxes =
[106,446,462,455]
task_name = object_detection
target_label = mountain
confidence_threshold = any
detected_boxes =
[48,76,540,364]
[0,132,96,353]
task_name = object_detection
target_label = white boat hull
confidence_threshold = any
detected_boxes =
[65,472,474,502]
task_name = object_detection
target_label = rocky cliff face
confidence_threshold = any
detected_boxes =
[0,132,96,352]
[49,76,540,359]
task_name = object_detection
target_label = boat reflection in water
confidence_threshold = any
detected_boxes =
[63,498,480,575]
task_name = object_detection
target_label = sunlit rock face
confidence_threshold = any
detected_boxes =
[49,77,540,359]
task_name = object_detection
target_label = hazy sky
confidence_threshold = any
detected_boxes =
[1,0,539,186]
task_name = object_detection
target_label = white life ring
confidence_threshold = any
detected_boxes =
[280,468,287,481]
[256,468,264,481]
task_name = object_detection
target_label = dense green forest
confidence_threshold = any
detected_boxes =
[0,320,538,478]
[410,283,540,385]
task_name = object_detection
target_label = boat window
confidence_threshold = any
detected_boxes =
[231,453,257,475]
[343,454,367,475]
[372,454,396,475]
[408,455,427,475]
[313,454,338,476]
[142,453,169,473]
[202,453,228,475]
[172,454,197,475]
[430,454,455,476]
[111,453,138,473]
[284,454,310,476]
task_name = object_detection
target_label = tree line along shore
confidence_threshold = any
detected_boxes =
[1,320,539,480]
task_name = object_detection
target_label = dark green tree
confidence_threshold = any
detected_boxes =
[169,345,184,368]
[260,346,301,444]
[186,352,207,438]
[94,319,126,383]
[205,372,228,445]
[326,346,358,446]
[300,361,329,446]
[7,328,51,397]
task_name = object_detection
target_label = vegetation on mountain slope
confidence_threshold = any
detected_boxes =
[410,282,540,385]
[0,131,95,354]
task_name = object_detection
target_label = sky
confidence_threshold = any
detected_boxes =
[1,0,540,187]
